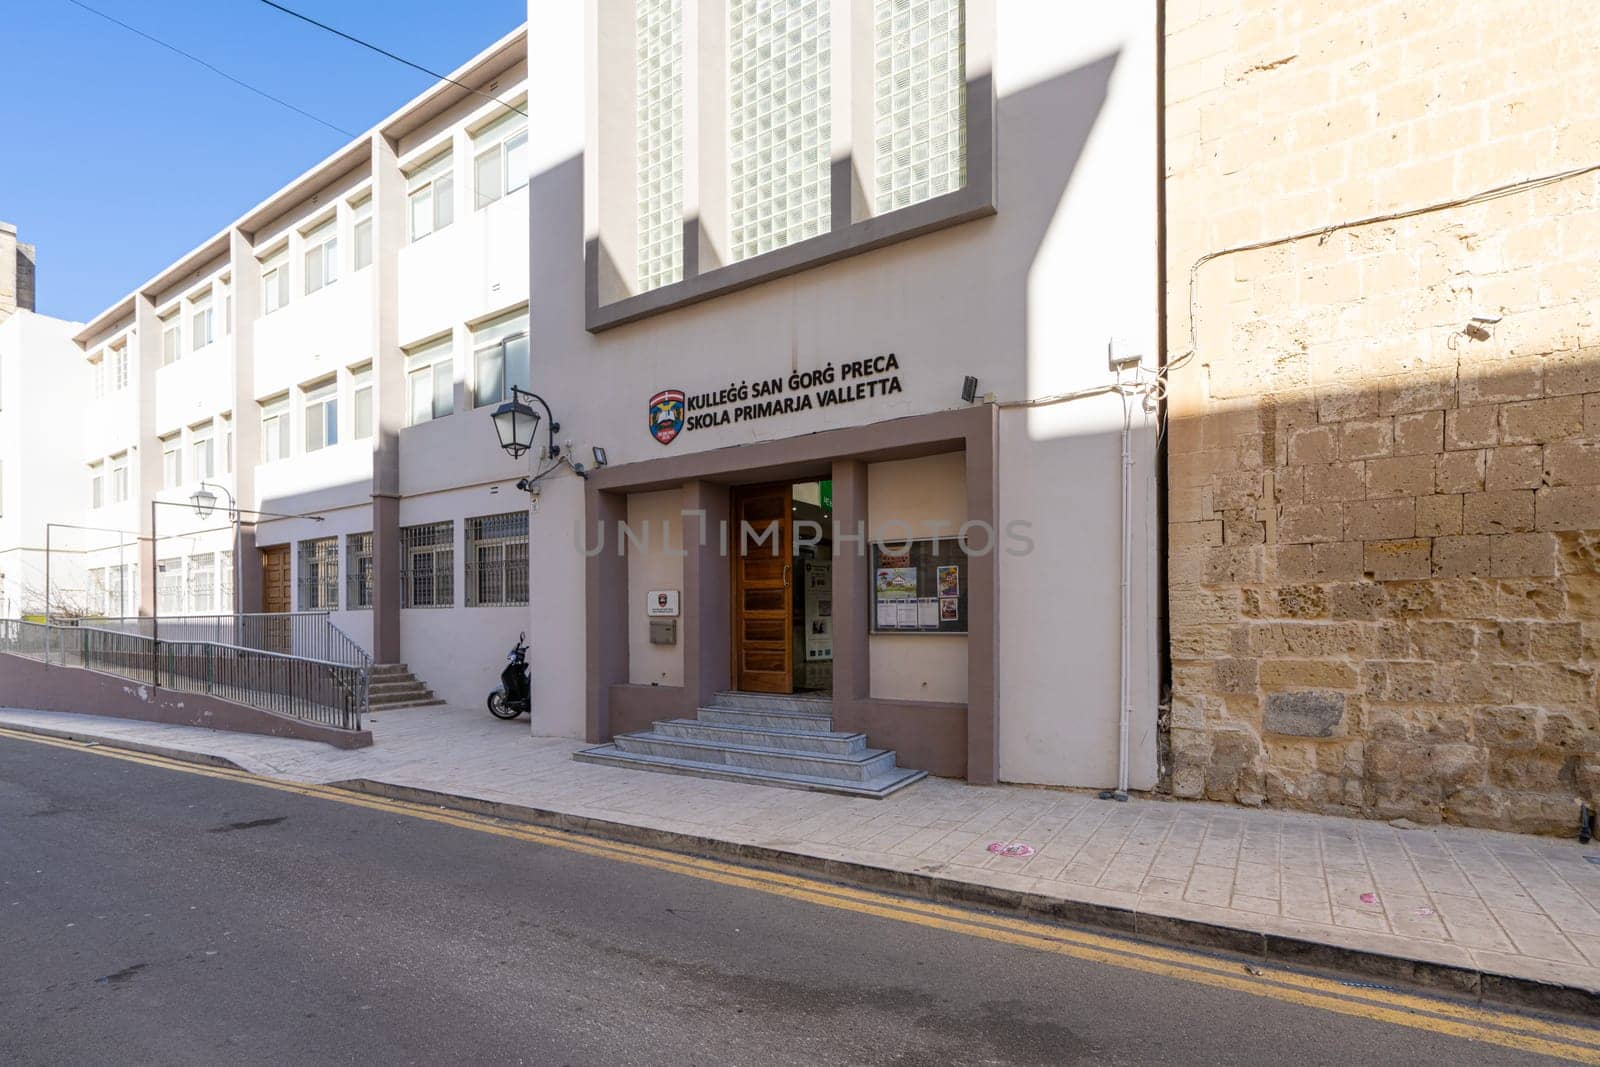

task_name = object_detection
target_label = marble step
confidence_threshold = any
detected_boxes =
[367,698,445,710]
[654,718,865,755]
[695,705,837,733]
[709,690,834,715]
[573,744,927,799]
[613,731,896,783]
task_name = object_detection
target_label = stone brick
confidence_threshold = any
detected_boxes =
[1490,533,1558,577]
[1364,538,1431,580]
[1275,584,1328,618]
[1205,545,1265,584]
[1542,347,1600,396]
[1329,581,1386,619]
[1535,486,1600,531]
[1264,691,1346,737]
[1275,541,1364,581]
[1445,405,1499,450]
[1461,490,1535,534]
[1170,486,1210,524]
[1366,454,1435,498]
[1432,535,1493,577]
[1286,424,1338,465]
[1544,440,1600,486]
[1344,498,1414,540]
[1215,658,1259,694]
[1408,621,1476,660]
[1512,663,1595,707]
[1379,374,1455,415]
[1302,461,1366,501]
[1251,621,1370,657]
[1435,450,1485,494]
[1171,520,1225,547]
[1483,445,1544,491]
[1500,396,1584,444]
[1459,359,1542,406]
[1392,410,1444,455]
[1279,502,1343,544]
[1415,494,1463,536]
[1473,707,1540,750]
[1259,659,1358,689]
[1528,621,1584,661]
[1340,417,1393,459]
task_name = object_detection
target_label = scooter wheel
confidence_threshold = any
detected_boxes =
[487,690,523,720]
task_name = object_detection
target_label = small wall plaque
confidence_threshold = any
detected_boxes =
[647,589,680,617]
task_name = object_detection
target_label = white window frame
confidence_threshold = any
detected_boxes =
[160,312,181,366]
[405,339,454,426]
[351,363,373,440]
[112,345,129,390]
[190,292,214,352]
[221,413,233,474]
[351,196,373,271]
[89,462,104,510]
[303,219,338,295]
[260,396,290,462]
[160,435,182,489]
[261,250,291,314]
[473,110,529,210]
[303,378,339,453]
[471,309,530,408]
[407,152,455,241]
[191,421,216,481]
[188,553,215,614]
[111,454,129,503]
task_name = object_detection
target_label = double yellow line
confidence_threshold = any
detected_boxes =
[5,724,1598,1062]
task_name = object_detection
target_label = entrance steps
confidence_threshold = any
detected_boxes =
[366,664,445,710]
[574,691,926,799]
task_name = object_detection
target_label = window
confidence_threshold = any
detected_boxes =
[352,364,373,440]
[465,512,529,606]
[405,339,453,425]
[473,109,529,209]
[90,462,104,509]
[111,454,130,503]
[188,553,215,614]
[161,313,181,365]
[191,422,215,481]
[874,0,966,212]
[471,310,530,408]
[111,345,129,391]
[190,292,214,351]
[303,220,338,295]
[407,152,455,241]
[636,0,684,290]
[400,521,453,608]
[297,537,339,611]
[161,435,182,488]
[92,356,106,398]
[87,569,107,616]
[729,0,832,262]
[108,564,136,617]
[351,197,373,271]
[261,251,290,314]
[157,558,183,615]
[221,413,233,473]
[219,551,233,612]
[346,532,373,609]
[260,397,290,462]
[303,379,339,452]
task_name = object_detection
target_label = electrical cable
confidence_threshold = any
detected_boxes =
[61,0,356,138]
[258,0,527,119]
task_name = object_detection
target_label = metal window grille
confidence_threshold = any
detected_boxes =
[729,0,831,262]
[465,512,529,607]
[400,521,453,608]
[636,0,684,291]
[873,0,966,213]
[157,558,183,615]
[346,532,374,609]
[297,537,339,611]
[188,554,215,614]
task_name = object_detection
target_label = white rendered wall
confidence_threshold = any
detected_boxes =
[625,488,684,686]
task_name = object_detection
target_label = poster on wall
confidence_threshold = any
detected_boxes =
[804,557,833,661]
[870,539,969,634]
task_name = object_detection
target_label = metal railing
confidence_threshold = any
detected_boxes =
[65,612,371,670]
[1,618,365,731]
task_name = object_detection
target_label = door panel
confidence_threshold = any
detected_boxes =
[732,484,792,693]
[261,545,291,653]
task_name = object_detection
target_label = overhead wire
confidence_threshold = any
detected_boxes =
[61,0,357,138]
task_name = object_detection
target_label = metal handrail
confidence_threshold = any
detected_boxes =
[60,612,372,669]
[0,618,365,731]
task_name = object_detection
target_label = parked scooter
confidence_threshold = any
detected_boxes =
[487,632,531,720]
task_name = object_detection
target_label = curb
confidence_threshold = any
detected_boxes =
[329,777,1599,1020]
[0,720,249,772]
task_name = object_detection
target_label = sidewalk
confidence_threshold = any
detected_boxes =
[3,703,1598,1009]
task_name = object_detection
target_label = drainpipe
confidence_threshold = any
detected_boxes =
[1116,388,1134,800]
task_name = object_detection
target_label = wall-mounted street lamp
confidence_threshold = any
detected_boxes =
[189,481,241,616]
[493,386,560,460]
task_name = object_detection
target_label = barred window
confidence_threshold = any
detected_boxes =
[188,553,215,614]
[297,537,339,611]
[400,521,453,608]
[347,532,374,610]
[465,512,529,607]
[157,558,183,615]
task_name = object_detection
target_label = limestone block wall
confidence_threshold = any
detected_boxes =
[1164,0,1600,833]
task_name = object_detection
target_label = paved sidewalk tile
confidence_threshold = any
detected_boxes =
[3,704,1599,994]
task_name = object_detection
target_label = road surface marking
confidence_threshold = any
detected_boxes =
[3,725,1596,1063]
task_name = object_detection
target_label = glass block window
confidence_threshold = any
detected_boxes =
[465,512,529,607]
[874,0,966,213]
[400,521,453,608]
[636,0,684,292]
[346,532,373,610]
[729,0,831,262]
[297,537,339,611]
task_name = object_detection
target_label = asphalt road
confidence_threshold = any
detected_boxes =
[0,732,1594,1066]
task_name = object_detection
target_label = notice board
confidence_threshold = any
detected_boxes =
[870,538,968,635]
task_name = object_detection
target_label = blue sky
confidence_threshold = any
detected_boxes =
[0,0,524,322]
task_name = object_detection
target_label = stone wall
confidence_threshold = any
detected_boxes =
[0,221,36,323]
[1164,0,1600,833]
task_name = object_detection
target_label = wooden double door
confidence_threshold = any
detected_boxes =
[261,545,292,653]
[732,484,793,693]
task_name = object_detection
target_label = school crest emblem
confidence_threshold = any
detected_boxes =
[649,390,686,445]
